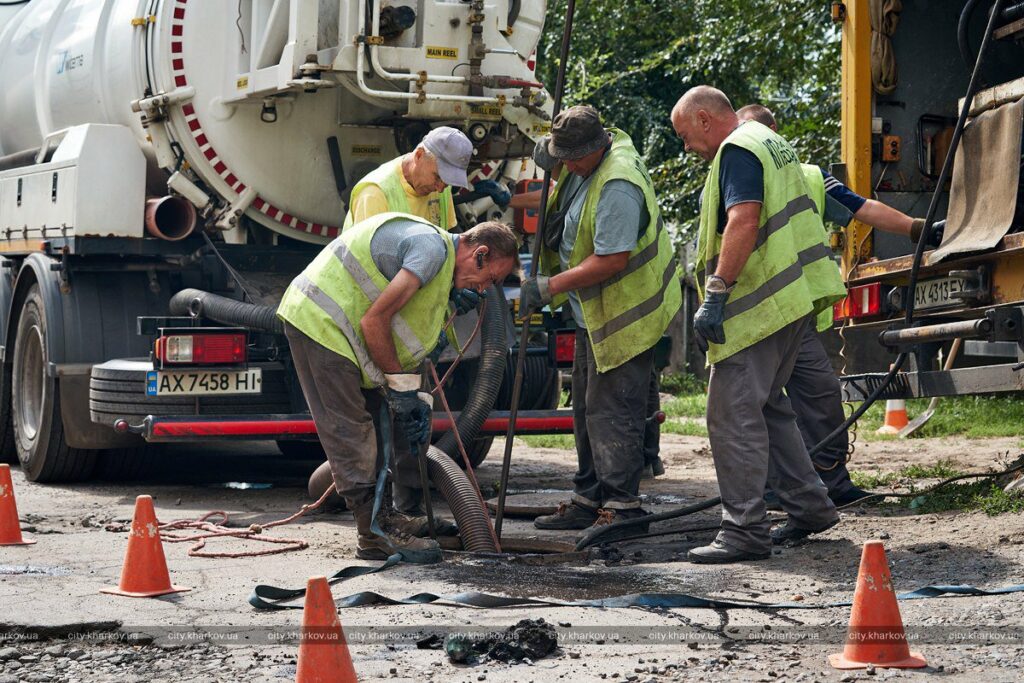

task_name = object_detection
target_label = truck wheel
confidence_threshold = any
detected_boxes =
[11,285,96,481]
[0,362,15,464]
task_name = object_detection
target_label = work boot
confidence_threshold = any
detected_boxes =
[349,491,442,564]
[641,457,666,480]
[577,508,650,544]
[687,540,770,564]
[389,509,459,537]
[830,487,873,507]
[770,517,840,546]
[533,501,599,530]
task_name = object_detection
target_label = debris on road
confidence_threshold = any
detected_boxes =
[443,618,558,664]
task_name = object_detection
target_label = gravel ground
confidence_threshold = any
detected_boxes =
[2,434,1023,682]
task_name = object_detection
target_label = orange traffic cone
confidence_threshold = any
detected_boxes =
[295,576,358,683]
[0,464,35,546]
[829,540,926,669]
[100,495,190,598]
[875,399,909,434]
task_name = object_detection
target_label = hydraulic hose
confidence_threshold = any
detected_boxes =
[169,288,284,335]
[434,285,508,460]
[579,0,1008,549]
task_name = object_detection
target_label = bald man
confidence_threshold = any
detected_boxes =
[671,86,846,563]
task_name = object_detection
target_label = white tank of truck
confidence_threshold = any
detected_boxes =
[0,0,551,243]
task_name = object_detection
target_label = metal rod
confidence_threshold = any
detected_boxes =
[879,318,991,347]
[414,442,437,540]
[494,0,577,540]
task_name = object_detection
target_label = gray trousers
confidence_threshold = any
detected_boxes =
[285,323,422,505]
[707,316,839,554]
[643,369,661,467]
[786,327,854,497]
[571,329,653,510]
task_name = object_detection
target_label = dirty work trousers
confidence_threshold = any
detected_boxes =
[284,323,422,506]
[571,328,654,511]
[706,315,839,554]
[785,326,855,498]
[643,369,661,469]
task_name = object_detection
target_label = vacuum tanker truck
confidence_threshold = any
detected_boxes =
[0,0,560,481]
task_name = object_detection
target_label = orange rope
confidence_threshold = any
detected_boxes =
[154,486,336,558]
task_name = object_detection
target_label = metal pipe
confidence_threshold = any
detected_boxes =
[0,148,40,172]
[494,0,577,539]
[144,196,197,241]
[879,319,992,347]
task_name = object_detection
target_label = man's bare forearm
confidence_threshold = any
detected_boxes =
[854,199,914,237]
[361,314,403,373]
[549,252,630,296]
[713,202,762,285]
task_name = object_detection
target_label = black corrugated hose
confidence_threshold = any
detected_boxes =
[169,288,284,335]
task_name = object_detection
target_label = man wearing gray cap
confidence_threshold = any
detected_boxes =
[520,105,682,540]
[344,126,474,231]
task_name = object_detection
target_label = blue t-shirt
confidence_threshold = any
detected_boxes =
[821,169,867,227]
[716,145,764,232]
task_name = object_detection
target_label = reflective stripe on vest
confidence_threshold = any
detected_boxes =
[278,211,454,387]
[538,129,682,371]
[695,121,846,363]
[344,156,453,231]
[291,273,386,386]
[800,164,838,333]
[322,236,426,359]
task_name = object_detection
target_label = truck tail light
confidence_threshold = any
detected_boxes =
[155,333,247,365]
[555,331,575,363]
[833,283,883,321]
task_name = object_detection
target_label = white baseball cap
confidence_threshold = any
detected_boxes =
[421,126,473,188]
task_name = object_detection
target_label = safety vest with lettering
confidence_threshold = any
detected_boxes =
[538,129,682,372]
[343,156,453,231]
[277,212,454,388]
[695,122,846,363]
[800,163,841,333]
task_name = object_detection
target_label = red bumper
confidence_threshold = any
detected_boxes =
[118,410,578,442]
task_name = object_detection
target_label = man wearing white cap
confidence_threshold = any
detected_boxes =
[344,126,475,231]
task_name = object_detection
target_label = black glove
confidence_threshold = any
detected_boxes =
[427,330,448,365]
[693,281,730,351]
[532,135,557,173]
[384,373,430,444]
[517,275,551,321]
[472,179,512,207]
[450,287,485,315]
[386,387,432,445]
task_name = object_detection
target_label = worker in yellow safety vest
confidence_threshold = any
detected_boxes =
[278,212,520,563]
[735,104,933,511]
[518,105,682,542]
[671,86,847,564]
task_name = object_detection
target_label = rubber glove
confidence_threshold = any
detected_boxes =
[427,330,448,365]
[473,179,512,207]
[385,374,431,445]
[693,278,731,352]
[517,275,551,321]
[450,287,486,315]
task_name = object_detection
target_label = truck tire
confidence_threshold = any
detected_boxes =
[0,363,15,464]
[12,285,97,481]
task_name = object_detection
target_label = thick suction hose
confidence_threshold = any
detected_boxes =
[434,284,508,459]
[169,288,284,334]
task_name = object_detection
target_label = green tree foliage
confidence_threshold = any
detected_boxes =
[535,0,840,245]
